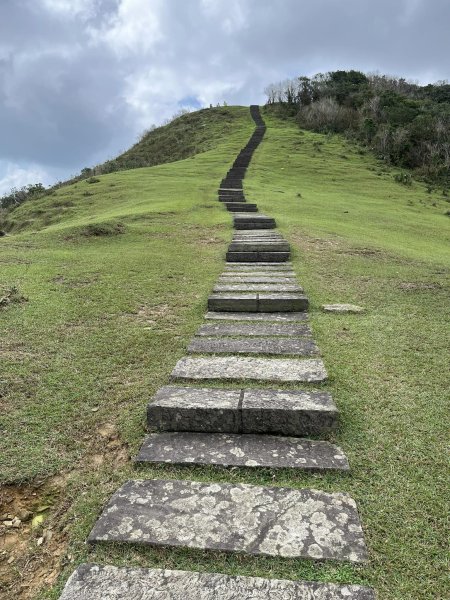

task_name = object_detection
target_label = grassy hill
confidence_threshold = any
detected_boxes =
[0,106,448,600]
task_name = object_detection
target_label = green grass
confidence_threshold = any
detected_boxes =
[0,107,448,600]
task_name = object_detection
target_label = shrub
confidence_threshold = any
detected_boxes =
[394,172,413,186]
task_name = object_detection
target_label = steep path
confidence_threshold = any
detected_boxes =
[59,107,374,599]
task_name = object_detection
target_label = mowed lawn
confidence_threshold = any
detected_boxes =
[0,106,448,600]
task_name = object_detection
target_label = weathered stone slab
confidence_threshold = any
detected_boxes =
[205,311,308,322]
[146,385,336,435]
[187,337,319,356]
[59,564,376,600]
[322,304,365,313]
[196,323,312,337]
[225,203,258,212]
[136,432,349,471]
[208,293,257,312]
[242,389,338,435]
[209,293,307,313]
[226,252,290,262]
[87,479,367,562]
[258,293,309,312]
[229,242,290,252]
[225,262,293,269]
[214,284,302,292]
[233,232,283,237]
[171,356,327,383]
[221,271,295,277]
[218,276,296,283]
[147,386,240,432]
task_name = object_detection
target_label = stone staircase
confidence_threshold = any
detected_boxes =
[59,107,375,599]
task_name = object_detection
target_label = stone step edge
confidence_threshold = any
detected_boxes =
[146,385,338,436]
[59,564,376,599]
[135,432,349,471]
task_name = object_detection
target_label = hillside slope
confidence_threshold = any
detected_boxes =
[0,107,448,600]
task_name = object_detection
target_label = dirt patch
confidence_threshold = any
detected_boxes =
[338,247,384,257]
[0,477,69,600]
[0,423,129,599]
[291,234,342,252]
[51,274,99,288]
[123,304,172,326]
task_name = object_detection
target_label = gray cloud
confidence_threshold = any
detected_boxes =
[0,0,449,192]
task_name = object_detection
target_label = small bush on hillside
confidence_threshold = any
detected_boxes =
[0,286,28,309]
[86,177,100,184]
[394,172,413,186]
[80,222,125,237]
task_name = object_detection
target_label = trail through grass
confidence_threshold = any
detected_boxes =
[0,106,448,600]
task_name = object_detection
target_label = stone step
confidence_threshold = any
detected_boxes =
[136,432,349,471]
[225,263,294,270]
[147,385,337,436]
[221,180,243,187]
[208,293,309,312]
[226,252,290,263]
[219,275,296,282]
[218,276,296,283]
[171,356,327,383]
[229,242,290,252]
[205,311,308,321]
[87,479,367,562]
[196,322,312,336]
[232,234,284,239]
[214,284,302,292]
[235,221,276,230]
[187,336,319,356]
[225,203,258,212]
[59,564,376,600]
[233,232,284,237]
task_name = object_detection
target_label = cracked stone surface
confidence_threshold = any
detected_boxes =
[147,386,240,432]
[59,564,376,599]
[171,356,327,382]
[196,323,312,337]
[136,432,349,471]
[87,479,367,562]
[187,337,319,356]
[147,386,337,436]
[205,311,308,321]
[214,284,303,293]
[242,389,338,435]
[322,304,365,313]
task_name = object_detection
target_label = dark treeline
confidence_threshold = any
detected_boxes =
[264,71,450,184]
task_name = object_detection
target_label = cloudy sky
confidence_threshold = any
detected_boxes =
[0,0,448,194]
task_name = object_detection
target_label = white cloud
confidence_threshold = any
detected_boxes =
[41,0,94,17]
[201,0,249,33]
[0,162,50,196]
[94,0,165,55]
